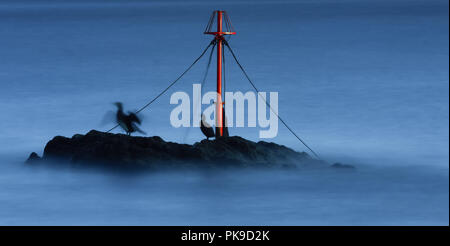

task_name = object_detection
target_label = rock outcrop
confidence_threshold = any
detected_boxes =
[331,162,355,169]
[26,130,330,169]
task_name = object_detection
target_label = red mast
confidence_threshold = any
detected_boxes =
[204,10,236,137]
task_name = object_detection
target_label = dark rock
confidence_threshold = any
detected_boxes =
[29,130,327,169]
[331,162,355,169]
[26,152,41,164]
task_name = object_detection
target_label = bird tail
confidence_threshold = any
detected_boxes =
[133,124,146,135]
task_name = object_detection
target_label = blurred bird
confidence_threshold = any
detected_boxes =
[114,102,146,136]
[200,114,215,140]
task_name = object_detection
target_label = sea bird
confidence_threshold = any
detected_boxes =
[200,114,215,140]
[114,102,146,136]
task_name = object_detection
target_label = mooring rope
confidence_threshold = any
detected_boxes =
[107,39,216,133]
[224,40,323,160]
[222,42,226,100]
[201,40,217,93]
[181,40,217,142]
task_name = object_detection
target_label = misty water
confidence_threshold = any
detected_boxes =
[0,0,448,225]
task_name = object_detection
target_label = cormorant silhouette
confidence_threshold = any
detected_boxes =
[200,114,215,140]
[114,102,146,136]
